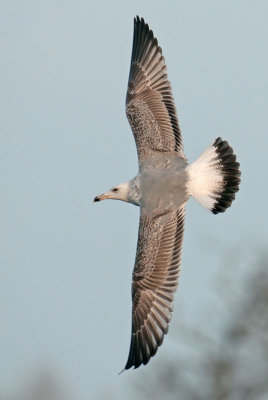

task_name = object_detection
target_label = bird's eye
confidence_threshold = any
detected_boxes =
[112,188,118,192]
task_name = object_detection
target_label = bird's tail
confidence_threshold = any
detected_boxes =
[186,137,241,214]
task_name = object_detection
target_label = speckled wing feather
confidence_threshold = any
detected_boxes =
[124,207,185,370]
[126,17,184,163]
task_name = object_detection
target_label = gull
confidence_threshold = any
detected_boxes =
[94,16,241,370]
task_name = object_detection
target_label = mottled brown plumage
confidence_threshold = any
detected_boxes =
[123,17,187,369]
[125,208,185,369]
[94,16,241,372]
[126,17,184,164]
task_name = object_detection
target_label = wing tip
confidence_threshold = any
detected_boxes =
[134,15,151,37]
[134,15,145,24]
[118,368,126,375]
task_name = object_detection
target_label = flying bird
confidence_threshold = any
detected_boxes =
[94,16,241,370]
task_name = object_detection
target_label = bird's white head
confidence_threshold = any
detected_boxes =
[94,182,130,203]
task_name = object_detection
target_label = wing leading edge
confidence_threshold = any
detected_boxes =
[124,207,185,370]
[126,17,184,164]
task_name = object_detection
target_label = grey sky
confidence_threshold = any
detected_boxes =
[1,0,267,399]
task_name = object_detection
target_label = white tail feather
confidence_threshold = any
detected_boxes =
[186,138,240,214]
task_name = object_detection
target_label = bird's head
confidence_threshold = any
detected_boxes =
[93,182,129,203]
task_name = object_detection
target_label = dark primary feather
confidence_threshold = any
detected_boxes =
[126,16,184,164]
[124,207,185,370]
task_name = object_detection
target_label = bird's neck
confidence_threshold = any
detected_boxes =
[127,176,141,206]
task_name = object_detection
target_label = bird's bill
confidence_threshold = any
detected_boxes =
[93,192,112,202]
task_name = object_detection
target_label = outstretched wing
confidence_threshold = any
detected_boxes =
[124,207,185,370]
[126,16,184,164]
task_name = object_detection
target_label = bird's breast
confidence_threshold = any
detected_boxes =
[140,157,189,211]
